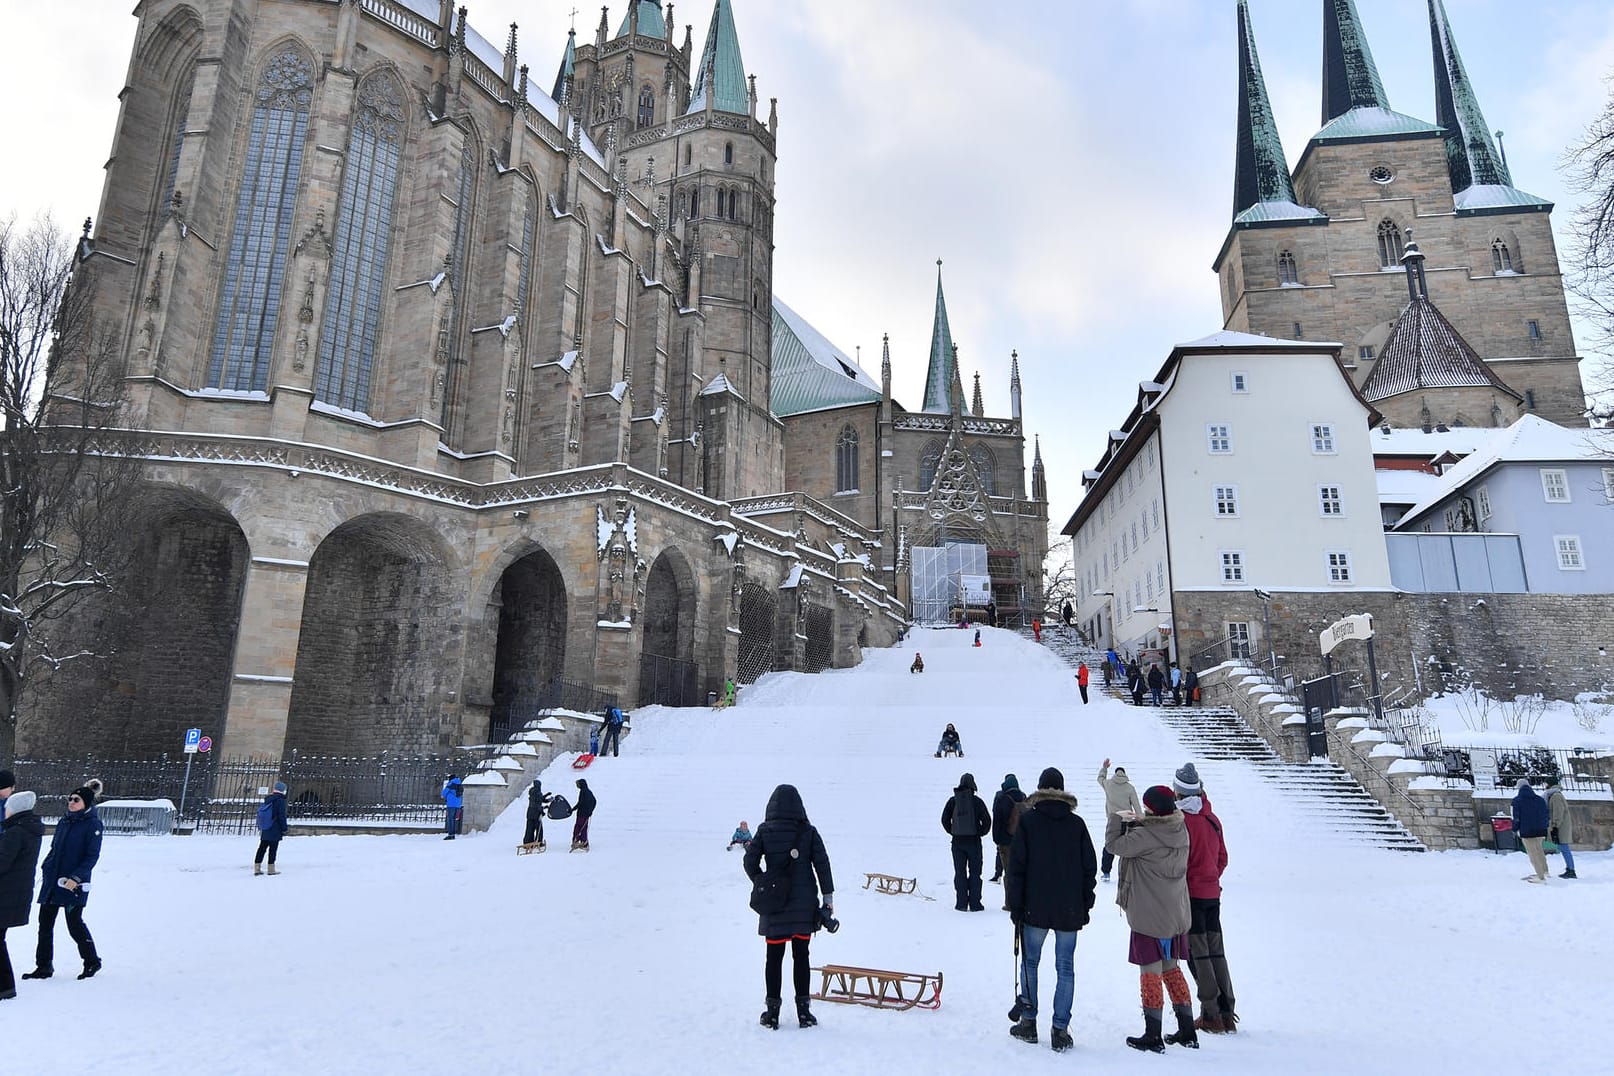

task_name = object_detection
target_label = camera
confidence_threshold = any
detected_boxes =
[819,904,840,934]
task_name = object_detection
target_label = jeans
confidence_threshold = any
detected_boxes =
[444,807,463,836]
[1559,841,1576,871]
[1101,848,1115,877]
[1020,926,1078,1030]
[1150,687,1163,707]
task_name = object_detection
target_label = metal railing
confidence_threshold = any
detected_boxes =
[1466,747,1614,795]
[487,677,618,743]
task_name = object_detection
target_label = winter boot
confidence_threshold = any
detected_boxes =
[78,959,103,980]
[760,997,781,1030]
[1165,1004,1199,1048]
[267,864,279,876]
[1194,1009,1225,1034]
[1010,1017,1038,1045]
[1561,869,1578,879]
[1051,1027,1074,1052]
[253,862,263,876]
[1220,1009,1239,1034]
[1125,1011,1166,1053]
[796,996,817,1028]
[21,967,52,980]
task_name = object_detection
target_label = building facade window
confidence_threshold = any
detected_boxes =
[315,73,406,414]
[207,47,315,392]
[1277,249,1298,285]
[1219,550,1245,583]
[1358,345,1375,361]
[1555,535,1584,570]
[1207,424,1231,453]
[1492,239,1514,273]
[1311,423,1336,453]
[1540,469,1570,502]
[724,141,734,164]
[716,189,727,218]
[970,444,995,495]
[159,71,196,218]
[1214,485,1239,517]
[1476,485,1492,521]
[834,425,858,492]
[1377,219,1403,268]
[637,85,655,128]
[1156,561,1165,595]
[1319,485,1342,517]
[919,440,943,490]
[1231,372,1248,393]
[1227,621,1252,659]
[1527,320,1542,340]
[690,188,700,217]
[1326,551,1353,583]
[439,131,479,428]
[728,188,739,221]
[1151,499,1160,530]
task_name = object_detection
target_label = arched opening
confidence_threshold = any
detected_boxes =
[724,141,734,164]
[487,547,569,740]
[637,84,655,128]
[919,439,945,491]
[1276,249,1298,285]
[1376,219,1403,269]
[736,581,777,684]
[1492,238,1514,274]
[638,549,699,706]
[835,425,859,492]
[803,604,834,673]
[285,514,455,757]
[970,443,996,496]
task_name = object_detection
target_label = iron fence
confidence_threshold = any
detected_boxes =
[486,677,618,743]
[638,653,701,707]
[1467,746,1613,795]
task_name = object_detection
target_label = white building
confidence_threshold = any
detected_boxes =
[1063,331,1391,662]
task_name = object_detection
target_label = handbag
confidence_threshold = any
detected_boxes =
[750,824,810,914]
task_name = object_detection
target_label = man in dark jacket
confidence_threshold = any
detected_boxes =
[600,707,626,758]
[1511,780,1551,883]
[941,773,992,912]
[1,790,46,999]
[743,784,834,1030]
[26,784,103,981]
[1006,766,1098,1052]
[1146,664,1166,707]
[572,779,597,851]
[522,780,549,848]
[989,774,1027,886]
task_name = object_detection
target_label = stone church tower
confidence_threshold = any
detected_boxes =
[1215,0,1587,429]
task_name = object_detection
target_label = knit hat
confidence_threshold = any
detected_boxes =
[0,768,15,790]
[70,784,98,807]
[958,773,977,792]
[1002,774,1019,791]
[1038,767,1065,791]
[1173,762,1202,797]
[1143,785,1178,816]
[273,780,288,794]
[5,790,35,818]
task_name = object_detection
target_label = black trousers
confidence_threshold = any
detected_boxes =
[0,926,12,993]
[522,815,545,845]
[1101,848,1115,876]
[1078,684,1089,704]
[35,902,97,969]
[764,935,812,999]
[951,839,984,908]
[601,724,621,757]
[254,837,280,865]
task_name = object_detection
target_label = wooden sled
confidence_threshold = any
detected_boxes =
[812,965,943,1011]
[863,872,917,895]
[572,753,595,769]
[516,841,547,855]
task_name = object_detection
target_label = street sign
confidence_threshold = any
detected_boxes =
[183,728,202,754]
[197,736,213,754]
[1319,613,1373,656]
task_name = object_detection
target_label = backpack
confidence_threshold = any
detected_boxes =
[950,791,982,838]
[607,707,625,726]
[256,799,276,833]
[547,795,573,820]
[1005,796,1025,837]
[749,824,809,915]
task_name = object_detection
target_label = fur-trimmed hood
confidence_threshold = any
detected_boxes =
[1026,789,1077,810]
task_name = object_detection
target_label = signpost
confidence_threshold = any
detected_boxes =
[178,728,203,822]
[1318,614,1383,723]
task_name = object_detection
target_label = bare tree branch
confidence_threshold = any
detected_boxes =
[1564,75,1614,422]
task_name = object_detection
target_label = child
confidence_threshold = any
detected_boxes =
[910,653,925,674]
[728,821,753,850]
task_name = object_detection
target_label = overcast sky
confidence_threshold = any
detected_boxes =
[6,0,1613,526]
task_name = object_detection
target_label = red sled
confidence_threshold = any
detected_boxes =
[572,753,596,769]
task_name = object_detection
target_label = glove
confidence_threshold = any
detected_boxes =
[1550,828,1559,843]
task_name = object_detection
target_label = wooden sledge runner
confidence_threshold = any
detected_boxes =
[516,841,547,855]
[863,872,917,895]
[812,965,943,1011]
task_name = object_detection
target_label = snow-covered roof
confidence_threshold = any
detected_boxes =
[1312,106,1440,143]
[769,297,881,417]
[1452,184,1553,214]
[700,373,744,400]
[1374,467,1441,506]
[1370,425,1497,459]
[1233,200,1328,226]
[1397,415,1614,525]
[1177,329,1341,351]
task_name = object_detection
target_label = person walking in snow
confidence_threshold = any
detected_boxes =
[935,723,963,758]
[25,782,104,982]
[1511,780,1551,883]
[1175,763,1237,1033]
[572,779,597,851]
[1005,766,1098,1052]
[1062,601,1074,627]
[1076,663,1090,705]
[1146,664,1166,708]
[1105,649,1119,684]
[1032,618,1042,644]
[1128,663,1145,707]
[1170,664,1183,706]
[1106,785,1195,1052]
[1,790,45,1001]
[441,774,464,840]
[990,774,1026,888]
[1545,781,1577,879]
[522,780,550,848]
[1183,666,1200,707]
[253,780,289,875]
[1097,759,1142,883]
[601,706,626,758]
[974,628,982,647]
[744,784,834,1031]
[728,821,753,851]
[940,773,992,912]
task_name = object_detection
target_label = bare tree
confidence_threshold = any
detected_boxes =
[0,215,142,764]
[1042,534,1079,623]
[1565,77,1614,422]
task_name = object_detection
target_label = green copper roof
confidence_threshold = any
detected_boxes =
[552,29,575,102]
[1429,0,1522,201]
[1312,106,1440,143]
[770,297,881,417]
[921,266,958,414]
[615,1,667,39]
[1233,1,1323,225]
[687,0,750,115]
[1321,0,1390,124]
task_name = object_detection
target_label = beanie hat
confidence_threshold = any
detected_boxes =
[1002,774,1019,791]
[1038,767,1065,791]
[70,784,99,806]
[5,790,36,818]
[1173,763,1202,797]
[1143,785,1178,816]
[959,773,977,792]
[273,780,288,794]
[0,768,15,790]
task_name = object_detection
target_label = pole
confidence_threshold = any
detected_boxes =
[1263,597,1275,676]
[1366,636,1384,724]
[178,752,195,823]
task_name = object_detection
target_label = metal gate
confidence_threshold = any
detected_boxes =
[1300,674,1338,759]
[803,606,834,673]
[639,652,701,707]
[737,583,777,684]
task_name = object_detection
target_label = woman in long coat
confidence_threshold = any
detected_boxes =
[743,784,834,1031]
[1106,785,1192,1052]
[26,783,103,981]
[0,791,46,999]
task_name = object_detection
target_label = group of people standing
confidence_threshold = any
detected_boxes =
[1123,660,1197,709]
[0,770,106,1000]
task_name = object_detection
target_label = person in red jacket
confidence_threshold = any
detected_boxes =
[1174,763,1236,1034]
[1076,663,1090,705]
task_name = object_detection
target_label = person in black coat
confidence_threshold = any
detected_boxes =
[989,774,1027,886]
[571,779,597,850]
[254,781,289,875]
[523,780,550,847]
[941,773,992,912]
[743,784,834,1031]
[25,783,104,981]
[1006,767,1099,1051]
[1,791,46,1000]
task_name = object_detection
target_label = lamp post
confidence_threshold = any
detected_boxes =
[1253,588,1275,675]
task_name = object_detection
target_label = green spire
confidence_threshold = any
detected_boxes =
[1429,0,1508,190]
[922,261,957,414]
[687,0,749,114]
[1321,0,1390,123]
[616,1,667,39]
[552,28,575,103]
[1232,1,1320,224]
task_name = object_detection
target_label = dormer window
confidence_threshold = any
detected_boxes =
[1377,219,1403,269]
[1277,250,1298,286]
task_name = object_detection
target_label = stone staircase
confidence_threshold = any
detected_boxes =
[458,709,613,832]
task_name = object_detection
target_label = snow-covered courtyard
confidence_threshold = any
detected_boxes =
[6,626,1606,1071]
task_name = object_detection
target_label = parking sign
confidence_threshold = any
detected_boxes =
[184,727,202,754]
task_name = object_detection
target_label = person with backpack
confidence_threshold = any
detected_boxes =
[24,781,104,983]
[254,781,290,875]
[939,773,992,912]
[441,775,464,840]
[601,707,626,758]
[743,784,834,1031]
[989,774,1026,890]
[571,778,597,851]
[1005,766,1098,1052]
[1,790,46,1000]
[1097,760,1142,883]
[1175,764,1237,1034]
[522,780,550,849]
[1076,663,1090,705]
[1183,666,1200,707]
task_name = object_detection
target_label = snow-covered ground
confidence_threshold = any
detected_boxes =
[1418,687,1614,753]
[6,626,1608,1071]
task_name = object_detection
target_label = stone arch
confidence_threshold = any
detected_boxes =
[285,512,456,757]
[736,580,778,684]
[638,547,700,705]
[486,544,569,738]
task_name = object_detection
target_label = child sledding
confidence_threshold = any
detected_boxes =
[910,653,925,674]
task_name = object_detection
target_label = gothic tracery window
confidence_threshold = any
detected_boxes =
[835,425,859,493]
[1492,238,1514,273]
[637,84,654,128]
[919,440,944,491]
[1276,249,1298,286]
[1376,219,1403,269]
[970,443,995,496]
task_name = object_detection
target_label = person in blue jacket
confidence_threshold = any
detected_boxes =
[24,781,103,981]
[253,780,290,875]
[441,775,464,840]
[601,706,626,758]
[1511,780,1551,883]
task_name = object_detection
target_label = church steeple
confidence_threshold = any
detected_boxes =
[687,0,748,115]
[1031,436,1047,503]
[1232,1,1322,225]
[971,372,984,417]
[921,261,958,414]
[553,28,576,103]
[616,1,667,38]
[1321,0,1389,123]
[1009,349,1022,420]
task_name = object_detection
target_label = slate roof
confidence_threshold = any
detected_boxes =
[615,1,668,39]
[687,0,749,115]
[769,297,881,417]
[1232,1,1325,226]
[1321,0,1391,123]
[552,29,576,102]
[920,267,958,414]
[1360,297,1521,402]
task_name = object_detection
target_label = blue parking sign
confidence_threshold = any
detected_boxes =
[184,727,202,753]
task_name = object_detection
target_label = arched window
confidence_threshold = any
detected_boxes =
[159,70,196,215]
[637,84,655,128]
[1492,239,1513,273]
[835,425,859,492]
[676,190,687,219]
[690,188,700,218]
[715,189,727,218]
[727,187,738,220]
[683,143,691,167]
[316,73,406,414]
[1376,219,1403,268]
[1276,249,1298,286]
[440,128,478,427]
[970,444,995,495]
[724,141,734,164]
[919,440,944,491]
[208,47,314,392]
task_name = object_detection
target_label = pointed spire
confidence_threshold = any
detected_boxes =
[971,371,984,417]
[596,5,609,49]
[949,346,965,422]
[1031,436,1047,503]
[1232,1,1321,225]
[1321,0,1390,124]
[553,28,576,103]
[880,333,891,390]
[1429,0,1508,191]
[687,0,748,115]
[617,1,666,39]
[921,260,958,414]
[1009,349,1022,421]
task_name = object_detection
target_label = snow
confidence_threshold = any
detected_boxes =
[7,626,1610,1070]
[1371,424,1499,460]
[1416,690,1614,754]
[1396,415,1614,525]
[1177,329,1340,350]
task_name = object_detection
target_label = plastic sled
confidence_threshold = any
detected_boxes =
[572,753,596,769]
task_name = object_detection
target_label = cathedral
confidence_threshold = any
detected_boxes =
[22,0,1046,761]
[1220,0,1588,430]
